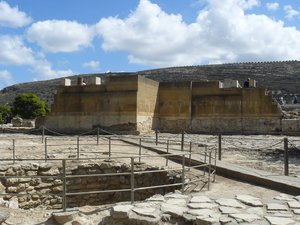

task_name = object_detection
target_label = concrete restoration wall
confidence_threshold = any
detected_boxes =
[39,75,284,134]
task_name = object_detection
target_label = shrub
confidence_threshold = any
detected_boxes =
[0,105,12,124]
[12,93,50,119]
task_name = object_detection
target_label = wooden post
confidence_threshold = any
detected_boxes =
[284,137,289,176]
[218,134,222,161]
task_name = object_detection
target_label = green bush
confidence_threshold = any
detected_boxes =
[0,105,12,124]
[12,93,50,119]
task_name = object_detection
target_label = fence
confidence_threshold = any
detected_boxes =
[0,128,216,211]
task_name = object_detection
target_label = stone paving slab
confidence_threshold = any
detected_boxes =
[108,191,300,225]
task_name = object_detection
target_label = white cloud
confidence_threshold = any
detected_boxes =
[0,35,35,65]
[82,60,100,71]
[241,0,260,10]
[284,5,300,20]
[32,59,74,80]
[0,1,32,28]
[266,2,279,11]
[0,70,13,88]
[27,20,95,53]
[96,0,300,67]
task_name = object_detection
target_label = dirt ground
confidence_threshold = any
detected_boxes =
[0,132,299,224]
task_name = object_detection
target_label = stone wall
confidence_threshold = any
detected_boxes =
[0,161,181,209]
[157,81,282,133]
[39,74,286,134]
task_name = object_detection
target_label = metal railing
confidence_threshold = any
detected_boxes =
[0,150,215,212]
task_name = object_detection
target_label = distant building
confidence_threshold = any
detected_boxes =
[38,75,282,134]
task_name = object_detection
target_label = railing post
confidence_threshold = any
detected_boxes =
[181,130,184,151]
[166,140,169,166]
[218,134,222,160]
[44,137,48,162]
[155,129,158,146]
[284,137,289,176]
[109,137,111,160]
[62,159,67,212]
[139,138,142,163]
[189,142,192,168]
[77,136,80,160]
[203,147,207,176]
[12,139,15,164]
[130,157,135,203]
[182,154,185,193]
[97,127,99,145]
[42,126,45,143]
[208,151,212,190]
[214,148,217,182]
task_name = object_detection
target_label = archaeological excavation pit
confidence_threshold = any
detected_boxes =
[0,135,215,210]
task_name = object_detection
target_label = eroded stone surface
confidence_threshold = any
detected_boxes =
[292,209,300,215]
[132,207,158,218]
[216,198,245,208]
[265,216,295,225]
[236,194,263,207]
[190,196,212,203]
[274,194,294,202]
[52,210,79,225]
[160,203,187,217]
[287,201,300,209]
[146,194,165,202]
[219,206,240,214]
[187,202,218,209]
[267,203,288,211]
[229,213,261,223]
[0,210,10,223]
[111,204,133,219]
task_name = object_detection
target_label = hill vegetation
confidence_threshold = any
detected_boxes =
[0,61,299,107]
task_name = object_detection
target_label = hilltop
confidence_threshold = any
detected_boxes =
[0,61,300,106]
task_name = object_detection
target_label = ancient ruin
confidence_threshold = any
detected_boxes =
[38,74,289,134]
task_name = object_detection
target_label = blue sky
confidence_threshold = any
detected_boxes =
[0,0,300,89]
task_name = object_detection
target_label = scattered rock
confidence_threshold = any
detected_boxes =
[111,204,133,219]
[52,210,79,225]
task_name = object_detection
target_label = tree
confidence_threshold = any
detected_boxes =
[12,93,50,119]
[0,105,12,124]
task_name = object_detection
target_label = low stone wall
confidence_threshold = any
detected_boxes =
[282,119,300,133]
[0,161,181,209]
